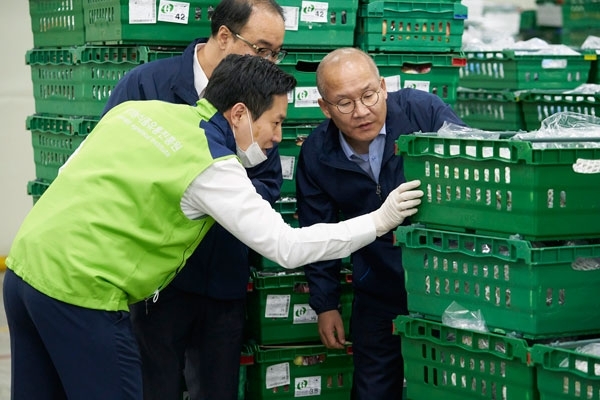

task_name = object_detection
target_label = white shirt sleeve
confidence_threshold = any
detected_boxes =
[181,158,376,269]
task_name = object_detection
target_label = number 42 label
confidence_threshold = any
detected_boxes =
[158,0,190,24]
[300,1,328,23]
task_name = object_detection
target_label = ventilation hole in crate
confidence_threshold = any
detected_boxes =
[454,279,460,293]
[486,189,491,206]
[435,276,440,294]
[444,165,450,179]
[476,188,481,203]
[484,285,491,301]
[559,289,565,305]
[474,169,480,181]
[548,189,554,208]
[546,288,553,306]
[436,184,442,203]
[433,255,439,270]
[495,190,502,210]
[446,185,451,201]
[495,287,501,306]
[444,278,450,294]
[466,186,471,201]
[425,275,430,294]
[456,186,461,200]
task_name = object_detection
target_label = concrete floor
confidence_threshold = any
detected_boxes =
[0,272,12,399]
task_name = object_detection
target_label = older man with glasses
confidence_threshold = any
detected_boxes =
[102,0,287,399]
[296,47,466,400]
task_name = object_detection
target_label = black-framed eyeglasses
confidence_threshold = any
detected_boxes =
[230,30,287,64]
[322,86,382,114]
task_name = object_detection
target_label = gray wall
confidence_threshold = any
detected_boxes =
[0,0,537,256]
[0,2,35,255]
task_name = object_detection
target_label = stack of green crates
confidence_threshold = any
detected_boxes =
[534,0,600,47]
[393,131,600,399]
[355,0,468,107]
[456,48,595,131]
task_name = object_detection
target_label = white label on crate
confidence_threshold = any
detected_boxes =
[265,295,290,318]
[292,304,318,324]
[129,0,156,24]
[300,1,328,23]
[266,362,291,389]
[294,87,320,108]
[287,90,294,104]
[283,6,300,31]
[384,75,400,92]
[158,0,190,24]
[404,79,430,92]
[281,156,295,180]
[541,59,567,69]
[294,376,321,397]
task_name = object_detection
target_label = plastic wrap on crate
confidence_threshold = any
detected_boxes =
[396,133,600,240]
[520,88,600,131]
[531,337,600,400]
[459,49,593,90]
[26,45,184,118]
[279,0,358,50]
[454,88,526,131]
[355,1,468,53]
[26,114,100,183]
[245,269,353,345]
[29,0,86,47]
[395,224,600,339]
[392,315,536,400]
[83,0,214,45]
[245,343,353,399]
[372,52,466,105]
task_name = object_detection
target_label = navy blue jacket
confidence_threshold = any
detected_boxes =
[103,39,283,299]
[296,89,465,315]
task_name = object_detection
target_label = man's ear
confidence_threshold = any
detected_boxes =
[317,98,332,119]
[216,25,233,49]
[230,102,247,128]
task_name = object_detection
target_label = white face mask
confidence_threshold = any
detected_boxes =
[235,108,268,168]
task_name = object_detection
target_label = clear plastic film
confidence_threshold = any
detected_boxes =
[441,301,488,333]
[559,342,600,375]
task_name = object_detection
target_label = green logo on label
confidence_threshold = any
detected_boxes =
[296,380,308,390]
[296,90,309,101]
[302,3,314,13]
[295,306,307,317]
[161,4,174,13]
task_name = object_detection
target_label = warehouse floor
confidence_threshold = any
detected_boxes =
[0,272,11,398]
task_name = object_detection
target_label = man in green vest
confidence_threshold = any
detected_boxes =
[4,54,423,400]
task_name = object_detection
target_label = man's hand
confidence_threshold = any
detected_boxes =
[370,179,423,236]
[317,310,346,349]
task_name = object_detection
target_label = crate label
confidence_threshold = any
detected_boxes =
[266,362,290,389]
[300,1,328,23]
[293,304,318,324]
[540,59,567,69]
[404,79,430,92]
[294,87,320,108]
[158,0,190,24]
[384,75,400,92]
[295,376,321,397]
[574,159,600,174]
[129,0,157,24]
[265,295,290,318]
[283,6,300,31]
[281,155,295,180]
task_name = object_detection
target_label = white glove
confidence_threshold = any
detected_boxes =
[370,180,423,236]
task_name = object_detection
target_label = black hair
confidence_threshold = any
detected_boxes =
[210,0,285,36]
[204,54,296,119]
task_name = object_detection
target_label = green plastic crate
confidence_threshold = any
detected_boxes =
[27,179,51,204]
[459,49,593,91]
[355,1,467,53]
[392,315,537,400]
[396,133,600,240]
[585,49,600,84]
[395,225,600,339]
[531,337,600,400]
[29,0,86,47]
[245,344,353,399]
[27,114,99,182]
[279,125,315,198]
[535,0,600,29]
[27,45,183,117]
[520,89,600,131]
[246,269,353,345]
[278,0,358,49]
[83,0,213,45]
[278,52,328,124]
[373,52,466,105]
[454,88,526,131]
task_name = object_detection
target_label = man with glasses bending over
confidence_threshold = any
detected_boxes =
[102,0,287,399]
[296,47,465,399]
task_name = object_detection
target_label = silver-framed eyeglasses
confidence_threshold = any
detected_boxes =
[322,87,382,114]
[231,30,287,64]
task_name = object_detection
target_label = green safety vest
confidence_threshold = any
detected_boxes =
[7,99,236,311]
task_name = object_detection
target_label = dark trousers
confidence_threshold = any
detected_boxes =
[350,293,405,400]
[129,284,246,400]
[3,268,142,400]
